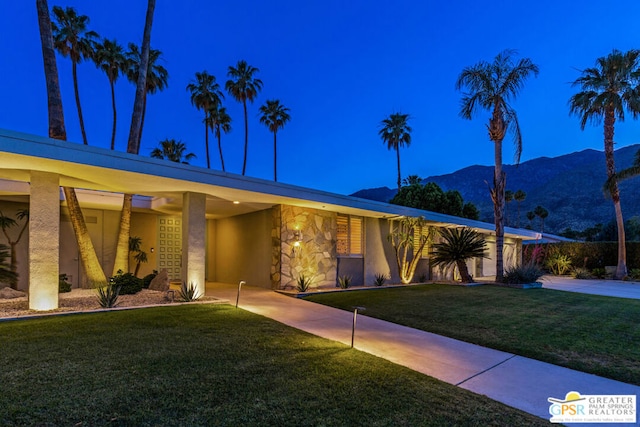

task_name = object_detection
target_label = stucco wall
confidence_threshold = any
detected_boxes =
[214,209,272,287]
[130,212,157,278]
[276,205,337,290]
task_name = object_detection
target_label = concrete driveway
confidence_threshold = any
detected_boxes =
[541,275,640,299]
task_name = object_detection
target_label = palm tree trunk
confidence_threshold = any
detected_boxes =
[110,79,117,150]
[112,193,132,275]
[72,61,89,145]
[138,91,148,148]
[490,109,506,282]
[604,107,627,279]
[126,0,155,155]
[36,0,66,140]
[273,130,277,181]
[456,259,472,283]
[242,99,248,175]
[396,145,401,192]
[217,130,225,172]
[205,113,211,168]
[63,187,108,287]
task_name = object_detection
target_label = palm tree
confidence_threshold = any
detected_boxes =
[206,104,232,172]
[0,209,29,289]
[151,139,196,164]
[431,227,488,283]
[38,0,107,288]
[124,43,168,148]
[379,113,412,192]
[115,0,155,276]
[456,50,539,281]
[187,71,224,169]
[569,49,640,279]
[259,99,291,181]
[514,189,526,227]
[533,205,549,233]
[402,175,423,186]
[526,211,535,228]
[94,38,125,150]
[51,6,98,146]
[226,60,263,175]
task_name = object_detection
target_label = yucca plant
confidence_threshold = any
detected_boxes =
[96,282,120,308]
[373,273,387,287]
[296,274,313,292]
[177,281,202,302]
[431,227,488,283]
[337,275,352,289]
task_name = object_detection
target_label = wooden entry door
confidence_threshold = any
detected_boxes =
[157,216,182,280]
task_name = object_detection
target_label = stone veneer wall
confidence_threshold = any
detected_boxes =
[271,205,337,289]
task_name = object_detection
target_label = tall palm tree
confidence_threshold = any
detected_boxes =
[187,71,224,169]
[226,60,263,175]
[206,104,232,172]
[402,175,423,186]
[379,112,412,192]
[125,43,168,148]
[94,38,125,150]
[38,0,107,288]
[431,227,488,283]
[114,0,155,276]
[150,139,196,164]
[259,99,291,181]
[569,49,640,279]
[456,49,539,281]
[51,6,98,146]
[514,189,526,227]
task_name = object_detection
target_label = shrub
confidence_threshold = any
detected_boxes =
[502,263,544,285]
[373,273,387,287]
[629,269,640,281]
[296,274,313,292]
[544,252,572,275]
[572,267,592,280]
[142,271,157,289]
[96,282,120,308]
[337,275,352,289]
[110,271,143,295]
[59,273,72,293]
[416,273,428,283]
[591,267,606,279]
[177,281,201,302]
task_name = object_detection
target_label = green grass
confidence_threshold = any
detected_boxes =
[0,305,547,426]
[305,284,640,385]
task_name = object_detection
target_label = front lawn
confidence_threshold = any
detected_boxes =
[305,284,640,385]
[0,305,547,426]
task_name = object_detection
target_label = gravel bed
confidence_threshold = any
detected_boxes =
[0,288,217,319]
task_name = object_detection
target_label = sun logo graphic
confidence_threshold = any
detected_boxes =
[548,391,636,423]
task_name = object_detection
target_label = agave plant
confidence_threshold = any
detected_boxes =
[96,282,120,308]
[337,275,352,289]
[177,281,202,302]
[373,273,387,287]
[296,274,312,292]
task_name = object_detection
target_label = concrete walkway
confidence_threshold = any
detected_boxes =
[207,281,640,426]
[542,275,640,300]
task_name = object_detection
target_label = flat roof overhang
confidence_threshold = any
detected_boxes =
[0,129,541,241]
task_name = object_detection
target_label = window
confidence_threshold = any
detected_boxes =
[337,215,363,256]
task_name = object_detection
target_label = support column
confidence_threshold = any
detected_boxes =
[182,192,206,297]
[29,171,60,310]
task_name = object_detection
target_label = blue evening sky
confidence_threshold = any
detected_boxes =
[3,1,640,195]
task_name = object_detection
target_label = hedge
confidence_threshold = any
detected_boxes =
[524,241,640,270]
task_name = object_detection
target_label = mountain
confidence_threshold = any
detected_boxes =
[351,145,640,234]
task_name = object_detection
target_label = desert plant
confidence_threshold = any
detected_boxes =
[110,270,143,295]
[296,274,313,292]
[373,273,387,287]
[502,263,544,285]
[142,271,157,288]
[96,282,120,308]
[387,216,432,284]
[177,281,202,302]
[591,267,607,279]
[431,227,488,283]
[573,267,593,280]
[544,252,572,275]
[59,273,72,293]
[337,275,352,289]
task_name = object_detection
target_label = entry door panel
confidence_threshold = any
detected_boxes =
[157,216,182,280]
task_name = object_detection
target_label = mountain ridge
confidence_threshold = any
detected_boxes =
[351,145,640,233]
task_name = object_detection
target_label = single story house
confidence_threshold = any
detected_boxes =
[0,129,544,310]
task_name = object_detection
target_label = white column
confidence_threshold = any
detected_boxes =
[182,192,206,296]
[29,171,60,310]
